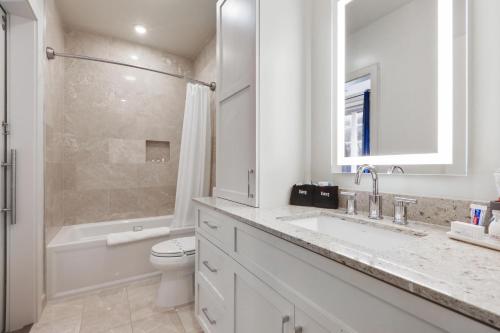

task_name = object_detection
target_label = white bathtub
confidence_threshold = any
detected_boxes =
[47,215,193,299]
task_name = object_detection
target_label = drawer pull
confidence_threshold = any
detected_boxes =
[203,260,218,273]
[202,307,216,325]
[203,220,219,230]
[282,315,290,333]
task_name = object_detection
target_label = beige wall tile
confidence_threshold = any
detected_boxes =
[137,163,177,188]
[140,186,176,216]
[44,0,66,238]
[63,134,109,164]
[108,189,144,220]
[109,139,145,164]
[63,189,110,225]
[45,125,64,164]
[73,163,140,191]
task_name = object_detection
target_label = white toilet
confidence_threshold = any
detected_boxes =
[150,236,196,308]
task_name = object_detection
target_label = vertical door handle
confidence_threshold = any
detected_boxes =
[11,149,16,225]
[247,169,254,199]
[281,315,290,333]
[2,149,16,225]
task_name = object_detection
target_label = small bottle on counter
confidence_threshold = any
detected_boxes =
[489,202,500,239]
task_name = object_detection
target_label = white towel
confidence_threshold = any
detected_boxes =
[106,227,171,246]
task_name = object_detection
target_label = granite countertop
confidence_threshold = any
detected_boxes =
[193,197,500,330]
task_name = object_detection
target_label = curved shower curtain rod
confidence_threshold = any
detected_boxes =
[45,47,217,91]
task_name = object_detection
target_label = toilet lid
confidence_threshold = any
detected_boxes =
[151,236,196,258]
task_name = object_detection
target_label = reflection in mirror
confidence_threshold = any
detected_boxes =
[334,0,467,175]
[345,0,438,158]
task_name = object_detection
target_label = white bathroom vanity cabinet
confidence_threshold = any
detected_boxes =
[194,204,497,333]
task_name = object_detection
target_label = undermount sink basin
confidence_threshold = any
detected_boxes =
[283,214,426,252]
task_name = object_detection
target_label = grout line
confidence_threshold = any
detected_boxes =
[125,286,134,333]
[77,295,85,333]
[175,306,186,333]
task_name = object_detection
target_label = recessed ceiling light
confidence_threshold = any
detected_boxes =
[120,99,127,102]
[124,75,136,81]
[130,54,139,61]
[134,25,147,35]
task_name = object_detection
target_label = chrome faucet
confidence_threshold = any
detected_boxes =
[354,164,383,219]
[387,165,405,175]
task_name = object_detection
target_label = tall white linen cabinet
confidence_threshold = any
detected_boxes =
[215,0,308,207]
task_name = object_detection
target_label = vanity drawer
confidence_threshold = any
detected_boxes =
[196,234,229,301]
[196,275,227,333]
[197,207,235,250]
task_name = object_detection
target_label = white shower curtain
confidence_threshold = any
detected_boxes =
[173,83,212,228]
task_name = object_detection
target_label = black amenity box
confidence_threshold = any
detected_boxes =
[289,184,315,206]
[312,186,339,209]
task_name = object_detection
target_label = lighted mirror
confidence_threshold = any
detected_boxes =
[334,0,467,175]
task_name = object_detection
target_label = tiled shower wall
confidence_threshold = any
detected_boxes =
[44,0,65,241]
[45,17,217,236]
[60,30,193,225]
[193,36,217,189]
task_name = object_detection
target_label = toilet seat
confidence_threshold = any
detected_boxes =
[151,236,195,258]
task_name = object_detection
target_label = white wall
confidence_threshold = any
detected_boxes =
[258,0,307,207]
[311,0,500,202]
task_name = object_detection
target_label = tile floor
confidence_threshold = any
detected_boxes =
[30,277,202,333]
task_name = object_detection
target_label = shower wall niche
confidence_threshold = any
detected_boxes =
[56,30,194,225]
[146,140,171,163]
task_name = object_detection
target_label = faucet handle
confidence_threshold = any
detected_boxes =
[341,192,357,215]
[393,197,417,225]
[394,197,417,205]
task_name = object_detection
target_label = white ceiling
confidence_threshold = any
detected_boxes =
[347,0,414,34]
[55,0,217,59]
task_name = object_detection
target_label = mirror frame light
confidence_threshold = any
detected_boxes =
[334,0,454,167]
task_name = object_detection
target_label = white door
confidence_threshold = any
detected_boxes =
[0,8,6,332]
[216,0,257,207]
[233,263,294,333]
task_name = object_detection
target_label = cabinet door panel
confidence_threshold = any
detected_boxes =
[196,274,228,333]
[216,87,256,206]
[233,263,293,333]
[216,0,257,207]
[218,0,256,99]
